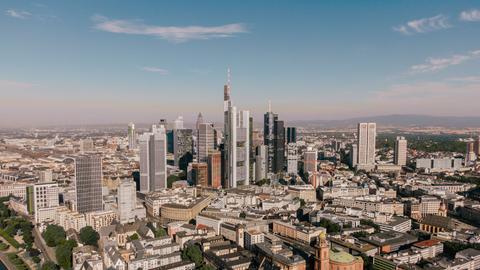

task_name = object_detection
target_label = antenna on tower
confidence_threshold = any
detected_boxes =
[227,67,231,87]
[268,100,272,112]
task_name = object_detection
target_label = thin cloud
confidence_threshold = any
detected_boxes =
[0,79,33,89]
[409,49,480,74]
[5,9,32,19]
[92,14,247,43]
[141,67,169,75]
[448,76,480,83]
[460,9,480,22]
[393,14,451,35]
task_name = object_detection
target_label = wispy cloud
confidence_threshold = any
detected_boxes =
[0,80,34,90]
[460,9,480,22]
[5,9,32,19]
[447,75,480,83]
[409,49,480,74]
[141,67,169,75]
[393,14,451,35]
[92,14,247,43]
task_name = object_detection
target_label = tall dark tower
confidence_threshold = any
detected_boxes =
[286,127,297,144]
[263,101,285,173]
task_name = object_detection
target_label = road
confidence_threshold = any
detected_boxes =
[33,228,57,264]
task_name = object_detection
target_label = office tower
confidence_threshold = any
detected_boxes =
[286,127,297,144]
[118,179,136,224]
[349,144,358,167]
[74,154,103,213]
[80,138,94,153]
[249,116,254,181]
[194,112,204,156]
[198,123,215,162]
[466,142,476,163]
[196,112,204,131]
[191,163,208,187]
[224,71,237,188]
[128,122,136,150]
[208,151,222,188]
[255,145,268,181]
[304,150,318,173]
[394,136,407,166]
[236,110,250,186]
[287,143,298,174]
[39,169,53,182]
[474,136,480,156]
[264,103,285,173]
[173,129,193,166]
[139,125,167,193]
[357,123,376,165]
[117,178,146,224]
[30,182,59,223]
[171,116,184,130]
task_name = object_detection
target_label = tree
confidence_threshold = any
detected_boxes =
[42,224,66,247]
[189,219,196,226]
[41,262,58,270]
[55,239,77,270]
[351,231,368,238]
[79,226,99,247]
[182,244,203,267]
[239,212,246,219]
[167,175,180,188]
[156,227,167,237]
[360,219,380,233]
[127,233,139,242]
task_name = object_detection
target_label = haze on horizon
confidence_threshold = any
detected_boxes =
[1,1,480,127]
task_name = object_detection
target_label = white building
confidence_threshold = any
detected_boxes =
[117,179,146,224]
[255,145,268,181]
[128,122,136,150]
[357,122,376,166]
[394,136,407,166]
[139,125,167,192]
[32,182,59,223]
[287,143,298,175]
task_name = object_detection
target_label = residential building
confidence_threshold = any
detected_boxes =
[357,122,376,166]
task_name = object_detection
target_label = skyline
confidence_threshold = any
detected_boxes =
[2,1,480,127]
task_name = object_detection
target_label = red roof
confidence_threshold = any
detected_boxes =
[413,239,440,248]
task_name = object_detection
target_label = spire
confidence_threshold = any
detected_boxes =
[268,100,272,113]
[227,67,231,87]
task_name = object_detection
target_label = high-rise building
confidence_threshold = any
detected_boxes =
[117,178,146,224]
[304,150,318,173]
[139,125,167,193]
[198,123,215,162]
[466,141,476,163]
[264,104,285,173]
[208,151,222,188]
[287,143,298,175]
[74,154,103,213]
[223,69,250,188]
[349,144,358,167]
[474,136,480,156]
[128,122,136,150]
[172,116,184,130]
[192,163,208,187]
[286,127,297,144]
[236,110,250,186]
[173,128,193,166]
[394,136,407,166]
[255,145,268,181]
[357,123,376,165]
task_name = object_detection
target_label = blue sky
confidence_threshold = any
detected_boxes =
[1,1,480,127]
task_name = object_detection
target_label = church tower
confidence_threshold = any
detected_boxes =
[315,232,330,270]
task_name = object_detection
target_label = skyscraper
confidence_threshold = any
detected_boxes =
[236,110,250,186]
[223,69,250,188]
[466,141,476,163]
[198,123,215,162]
[287,143,298,175]
[349,144,358,167]
[139,125,167,193]
[74,154,103,213]
[394,136,407,166]
[128,122,136,150]
[357,123,376,166]
[173,128,193,166]
[286,127,297,144]
[264,103,285,173]
[117,178,146,224]
[191,162,208,187]
[474,136,480,156]
[208,151,222,188]
[255,145,268,181]
[304,150,318,173]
